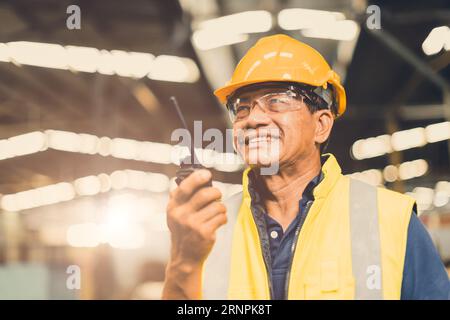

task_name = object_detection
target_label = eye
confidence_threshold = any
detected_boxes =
[267,96,292,111]
[269,97,289,104]
[235,105,250,119]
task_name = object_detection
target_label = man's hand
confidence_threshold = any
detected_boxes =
[163,169,227,299]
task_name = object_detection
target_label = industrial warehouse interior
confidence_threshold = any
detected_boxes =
[0,0,449,300]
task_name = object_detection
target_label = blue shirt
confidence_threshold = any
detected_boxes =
[248,171,450,300]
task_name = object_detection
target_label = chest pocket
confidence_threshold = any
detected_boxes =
[304,261,355,300]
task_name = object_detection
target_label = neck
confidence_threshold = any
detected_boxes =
[253,151,322,230]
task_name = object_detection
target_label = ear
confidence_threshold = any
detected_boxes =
[314,109,334,144]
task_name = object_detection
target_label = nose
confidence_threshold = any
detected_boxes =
[245,102,271,129]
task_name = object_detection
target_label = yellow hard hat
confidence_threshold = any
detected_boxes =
[214,34,347,117]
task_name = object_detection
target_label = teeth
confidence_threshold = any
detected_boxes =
[246,132,280,141]
[250,138,270,142]
[247,136,278,148]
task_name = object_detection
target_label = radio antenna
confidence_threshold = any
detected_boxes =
[170,96,197,165]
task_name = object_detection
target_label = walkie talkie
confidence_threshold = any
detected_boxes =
[170,96,212,187]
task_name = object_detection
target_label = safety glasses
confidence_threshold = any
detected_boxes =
[226,83,328,123]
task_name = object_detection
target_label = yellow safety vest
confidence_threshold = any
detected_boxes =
[202,154,415,300]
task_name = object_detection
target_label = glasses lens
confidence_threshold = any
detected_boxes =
[227,105,236,122]
[227,88,303,122]
[261,91,299,113]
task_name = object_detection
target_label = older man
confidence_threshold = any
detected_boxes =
[163,34,449,300]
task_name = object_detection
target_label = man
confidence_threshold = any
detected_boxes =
[163,34,450,300]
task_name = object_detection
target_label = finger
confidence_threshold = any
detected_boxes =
[203,211,228,232]
[173,169,212,204]
[170,192,222,222]
[193,201,226,223]
[188,187,222,211]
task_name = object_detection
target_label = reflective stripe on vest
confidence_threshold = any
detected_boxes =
[203,178,383,300]
[349,178,383,300]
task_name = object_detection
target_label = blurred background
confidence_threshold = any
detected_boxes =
[0,0,449,299]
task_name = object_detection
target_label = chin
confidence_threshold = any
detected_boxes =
[243,147,282,167]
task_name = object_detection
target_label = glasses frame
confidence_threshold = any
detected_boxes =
[226,82,329,123]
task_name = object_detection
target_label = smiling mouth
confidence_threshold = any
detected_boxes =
[245,135,280,148]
